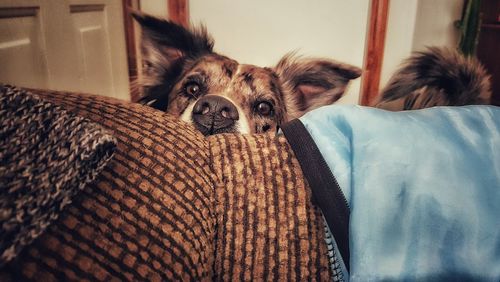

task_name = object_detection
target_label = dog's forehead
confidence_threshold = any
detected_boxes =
[188,54,238,76]
[236,64,275,78]
[211,63,278,106]
[189,56,276,83]
[232,64,280,95]
[180,54,283,108]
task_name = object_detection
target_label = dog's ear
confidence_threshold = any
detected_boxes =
[132,11,213,60]
[274,53,361,119]
[131,11,214,108]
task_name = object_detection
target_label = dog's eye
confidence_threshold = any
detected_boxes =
[255,101,273,116]
[185,82,201,97]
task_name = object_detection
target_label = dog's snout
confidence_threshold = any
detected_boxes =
[192,95,239,135]
[193,95,239,120]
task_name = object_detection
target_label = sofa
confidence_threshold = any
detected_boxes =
[0,85,333,281]
[1,84,499,281]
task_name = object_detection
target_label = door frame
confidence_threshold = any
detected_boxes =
[360,0,390,106]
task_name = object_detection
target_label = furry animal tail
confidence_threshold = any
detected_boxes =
[375,47,492,111]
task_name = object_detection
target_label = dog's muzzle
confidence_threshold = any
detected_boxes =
[192,95,239,136]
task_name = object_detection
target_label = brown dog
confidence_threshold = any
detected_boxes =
[132,13,361,135]
[133,13,491,136]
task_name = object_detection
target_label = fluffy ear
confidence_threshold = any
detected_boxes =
[131,11,214,108]
[274,53,361,119]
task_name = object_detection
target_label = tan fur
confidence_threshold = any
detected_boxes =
[274,53,362,119]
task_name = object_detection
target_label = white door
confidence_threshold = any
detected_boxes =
[0,0,130,100]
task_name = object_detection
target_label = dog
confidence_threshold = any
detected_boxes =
[131,12,361,135]
[132,13,492,136]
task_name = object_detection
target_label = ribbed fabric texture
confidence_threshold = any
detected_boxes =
[1,89,217,281]
[209,134,331,281]
[0,89,332,281]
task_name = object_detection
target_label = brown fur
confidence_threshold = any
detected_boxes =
[375,47,492,110]
[132,12,361,135]
[275,53,362,119]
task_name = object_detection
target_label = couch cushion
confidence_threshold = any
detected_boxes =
[209,133,331,280]
[1,88,332,280]
[1,88,217,281]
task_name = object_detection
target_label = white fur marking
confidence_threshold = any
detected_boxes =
[234,105,250,134]
[220,95,250,134]
[180,102,196,124]
[227,66,251,134]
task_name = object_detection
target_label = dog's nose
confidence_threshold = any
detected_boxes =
[192,95,239,134]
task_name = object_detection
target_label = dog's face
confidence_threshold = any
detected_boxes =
[133,13,361,135]
[164,54,286,135]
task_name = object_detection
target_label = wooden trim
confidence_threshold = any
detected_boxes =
[168,0,189,27]
[360,0,390,106]
[122,0,141,101]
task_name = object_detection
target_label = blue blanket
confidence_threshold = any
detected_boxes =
[299,105,500,281]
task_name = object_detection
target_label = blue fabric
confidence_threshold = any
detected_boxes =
[299,105,500,281]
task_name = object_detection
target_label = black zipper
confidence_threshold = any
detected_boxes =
[324,217,346,282]
[281,119,351,273]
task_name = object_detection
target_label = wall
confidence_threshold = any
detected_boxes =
[189,0,370,105]
[140,0,168,18]
[379,0,419,89]
[380,0,464,88]
[412,0,464,50]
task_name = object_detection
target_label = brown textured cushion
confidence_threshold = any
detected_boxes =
[0,88,331,280]
[1,89,216,281]
[209,134,331,280]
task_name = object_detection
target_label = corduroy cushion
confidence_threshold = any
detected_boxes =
[209,134,331,280]
[0,88,331,280]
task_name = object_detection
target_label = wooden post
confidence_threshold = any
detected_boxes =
[168,0,189,27]
[360,0,390,106]
[123,0,140,101]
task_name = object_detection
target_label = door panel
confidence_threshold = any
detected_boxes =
[0,0,130,100]
[0,6,49,88]
[71,5,114,96]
